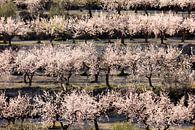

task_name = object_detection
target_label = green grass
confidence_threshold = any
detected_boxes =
[112,122,139,130]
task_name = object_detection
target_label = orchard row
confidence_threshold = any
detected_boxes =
[2,0,195,15]
[0,42,192,89]
[0,90,194,130]
[1,13,195,46]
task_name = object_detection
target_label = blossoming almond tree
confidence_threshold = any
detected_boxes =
[0,17,30,46]
[102,43,124,88]
[43,43,95,88]
[15,0,48,17]
[0,49,13,77]
[150,13,183,44]
[33,91,101,130]
[2,93,31,124]
[14,47,43,86]
[114,91,195,130]
[101,0,128,15]
[179,17,195,42]
[172,0,195,17]
[32,16,69,46]
[138,14,153,43]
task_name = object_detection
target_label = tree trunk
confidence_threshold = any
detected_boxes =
[66,70,72,86]
[106,67,111,89]
[94,72,99,83]
[37,35,42,44]
[134,6,138,13]
[184,88,189,106]
[72,38,76,44]
[144,32,149,43]
[85,38,87,43]
[50,38,54,47]
[187,7,191,18]
[144,5,148,16]
[175,6,178,14]
[147,75,155,91]
[27,73,34,86]
[24,73,28,84]
[118,68,126,76]
[88,8,92,18]
[91,71,99,83]
[121,33,125,45]
[117,6,121,15]
[94,118,99,130]
[8,39,11,46]
[163,125,170,130]
[60,122,69,130]
[81,63,89,76]
[3,35,7,44]
[37,40,41,44]
[181,29,186,43]
[160,32,164,44]
[24,73,34,86]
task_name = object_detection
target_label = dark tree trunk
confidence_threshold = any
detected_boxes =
[147,75,155,91]
[24,73,34,86]
[8,39,11,46]
[144,32,149,43]
[121,37,125,45]
[130,36,134,41]
[144,6,148,16]
[72,38,76,43]
[37,40,41,44]
[117,6,121,15]
[175,6,179,14]
[85,38,87,43]
[184,88,189,106]
[187,7,191,18]
[91,71,100,83]
[163,124,170,130]
[94,72,99,83]
[81,63,90,76]
[94,118,99,130]
[118,68,127,76]
[160,31,165,44]
[135,6,138,13]
[27,73,34,86]
[88,8,93,18]
[37,35,42,44]
[106,67,111,89]
[50,37,54,47]
[24,73,28,84]
[66,70,72,86]
[181,29,186,43]
[3,35,7,44]
[108,38,111,43]
[60,122,69,130]
[121,33,125,45]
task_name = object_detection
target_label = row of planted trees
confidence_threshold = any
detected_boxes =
[1,13,195,45]
[0,42,193,90]
[0,90,194,130]
[3,0,195,16]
